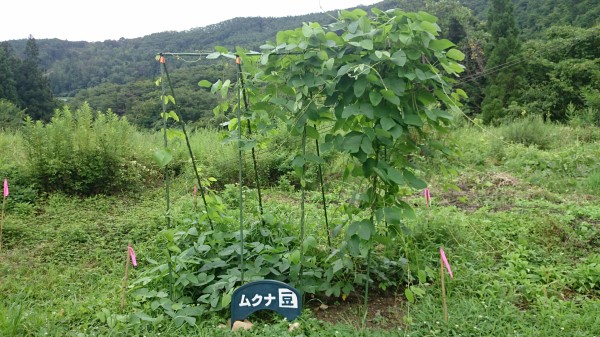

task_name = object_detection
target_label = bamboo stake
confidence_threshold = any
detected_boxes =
[1,178,7,251]
[441,256,448,323]
[0,196,5,251]
[193,185,198,212]
[121,243,132,310]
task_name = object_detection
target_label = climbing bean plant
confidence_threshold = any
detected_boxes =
[206,4,466,313]
[254,8,466,319]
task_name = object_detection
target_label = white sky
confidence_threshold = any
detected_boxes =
[1,0,383,42]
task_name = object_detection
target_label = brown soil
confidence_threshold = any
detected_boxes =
[308,290,406,330]
[436,172,522,212]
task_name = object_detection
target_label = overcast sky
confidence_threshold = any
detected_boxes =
[1,0,383,42]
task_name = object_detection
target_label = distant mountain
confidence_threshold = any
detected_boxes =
[2,0,597,127]
[460,0,598,35]
[6,0,596,97]
[5,1,403,97]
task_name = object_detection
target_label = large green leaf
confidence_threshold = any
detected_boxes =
[161,110,179,122]
[337,64,351,77]
[380,116,396,131]
[360,137,374,155]
[353,77,368,97]
[369,91,383,106]
[359,102,374,119]
[173,315,196,327]
[341,133,363,153]
[305,125,319,139]
[303,235,318,251]
[341,104,360,118]
[381,89,400,105]
[417,11,438,23]
[324,58,335,70]
[152,149,173,168]
[391,50,407,66]
[387,167,405,185]
[198,79,212,88]
[405,287,415,303]
[305,153,325,164]
[403,169,427,189]
[206,52,221,59]
[429,39,455,51]
[346,219,374,241]
[446,48,465,61]
[357,220,374,240]
[404,111,423,126]
[419,21,440,35]
[384,207,402,225]
[302,24,313,38]
[360,39,374,50]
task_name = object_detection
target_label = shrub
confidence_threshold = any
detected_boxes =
[501,114,556,150]
[0,99,26,131]
[21,103,160,196]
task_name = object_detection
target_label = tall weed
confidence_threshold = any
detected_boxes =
[0,302,25,337]
[581,169,600,196]
[21,103,160,195]
[501,115,556,150]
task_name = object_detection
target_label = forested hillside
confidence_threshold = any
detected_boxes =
[461,0,599,34]
[0,0,598,128]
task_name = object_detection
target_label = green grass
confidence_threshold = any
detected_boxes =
[1,122,600,336]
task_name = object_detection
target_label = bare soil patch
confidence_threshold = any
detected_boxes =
[309,290,406,330]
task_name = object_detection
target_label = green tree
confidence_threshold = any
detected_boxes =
[517,25,600,122]
[0,99,26,131]
[425,0,487,116]
[480,0,525,124]
[0,42,19,103]
[15,36,58,122]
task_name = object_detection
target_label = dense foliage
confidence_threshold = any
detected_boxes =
[0,38,59,122]
[20,104,161,195]
[517,25,600,123]
[480,0,524,123]
[129,5,467,327]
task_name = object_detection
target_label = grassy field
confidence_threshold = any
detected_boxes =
[1,120,599,336]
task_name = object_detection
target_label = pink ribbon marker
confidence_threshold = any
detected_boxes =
[440,247,453,278]
[128,245,137,267]
[424,187,430,207]
[3,178,8,198]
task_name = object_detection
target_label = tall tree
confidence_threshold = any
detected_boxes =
[0,99,27,131]
[0,42,19,103]
[480,0,525,124]
[425,0,487,116]
[516,25,600,122]
[15,36,57,122]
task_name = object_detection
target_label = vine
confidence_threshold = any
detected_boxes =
[255,8,466,320]
[134,7,466,327]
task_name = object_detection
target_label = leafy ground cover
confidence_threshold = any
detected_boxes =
[1,122,599,336]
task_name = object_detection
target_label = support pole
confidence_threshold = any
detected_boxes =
[441,256,448,323]
[236,56,245,284]
[159,56,175,301]
[315,135,331,248]
[299,126,307,284]
[236,55,265,224]
[160,54,213,229]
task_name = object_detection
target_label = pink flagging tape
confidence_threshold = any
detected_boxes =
[440,247,453,278]
[128,245,137,267]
